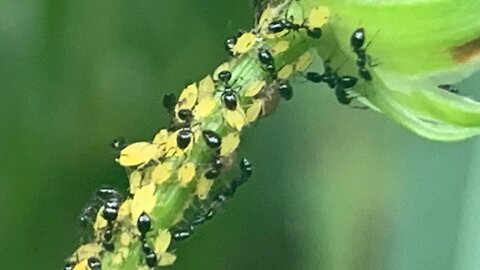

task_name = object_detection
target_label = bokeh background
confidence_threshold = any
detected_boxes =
[1,1,480,269]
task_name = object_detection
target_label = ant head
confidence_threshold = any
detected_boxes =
[217,70,232,84]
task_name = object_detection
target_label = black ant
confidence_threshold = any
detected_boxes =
[87,257,102,270]
[350,28,378,81]
[305,59,358,105]
[170,157,253,242]
[136,212,159,269]
[78,186,123,246]
[215,70,242,111]
[268,15,322,39]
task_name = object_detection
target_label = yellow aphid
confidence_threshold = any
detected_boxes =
[278,64,294,80]
[295,51,314,72]
[152,129,169,145]
[244,80,266,97]
[196,176,213,200]
[120,232,133,246]
[257,5,275,29]
[117,142,162,167]
[232,32,257,55]
[220,133,240,156]
[272,40,290,55]
[224,109,246,131]
[198,75,215,96]
[72,243,103,262]
[178,162,196,186]
[131,183,156,222]
[194,96,217,119]
[246,99,264,124]
[154,229,172,254]
[213,62,230,80]
[117,199,132,222]
[175,83,198,111]
[151,162,174,184]
[129,170,142,194]
[112,247,129,265]
[308,6,330,28]
[159,253,177,266]
[93,210,107,230]
[164,131,179,156]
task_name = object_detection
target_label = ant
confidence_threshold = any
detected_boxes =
[305,59,358,105]
[350,27,378,81]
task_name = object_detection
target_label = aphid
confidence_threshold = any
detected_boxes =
[231,32,257,55]
[117,142,163,167]
[438,84,460,94]
[220,133,240,156]
[244,80,266,97]
[153,229,172,255]
[69,243,103,266]
[307,6,330,30]
[87,257,101,270]
[137,212,152,237]
[201,130,222,149]
[196,176,214,200]
[178,162,197,186]
[272,41,290,55]
[162,93,176,115]
[131,184,157,224]
[175,83,198,112]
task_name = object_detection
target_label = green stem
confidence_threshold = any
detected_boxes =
[67,1,324,270]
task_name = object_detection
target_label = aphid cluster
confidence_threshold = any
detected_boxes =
[65,1,332,269]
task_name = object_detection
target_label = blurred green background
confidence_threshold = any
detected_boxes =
[1,1,480,269]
